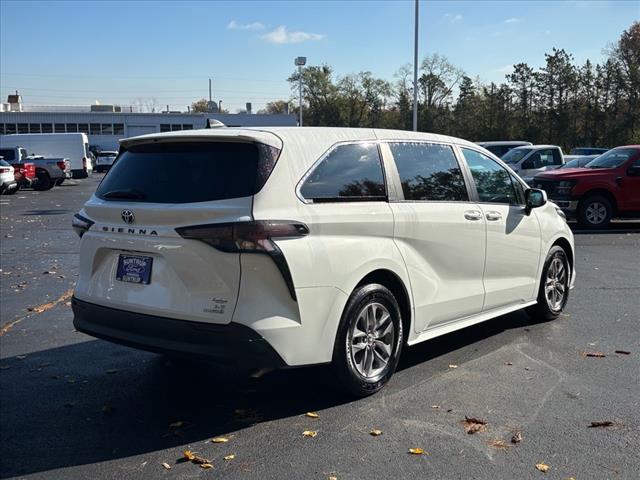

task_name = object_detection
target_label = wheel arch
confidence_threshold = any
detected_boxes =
[355,269,412,341]
[551,237,574,274]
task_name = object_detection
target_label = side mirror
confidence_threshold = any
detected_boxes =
[525,188,547,215]
[628,165,640,177]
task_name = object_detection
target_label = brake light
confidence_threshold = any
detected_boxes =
[57,161,66,171]
[0,167,10,173]
[23,163,36,178]
[72,213,94,238]
[176,220,309,253]
[176,220,309,300]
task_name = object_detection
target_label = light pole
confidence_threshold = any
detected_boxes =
[294,56,307,126]
[413,0,419,131]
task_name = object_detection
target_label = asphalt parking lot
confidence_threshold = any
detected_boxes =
[1,177,639,480]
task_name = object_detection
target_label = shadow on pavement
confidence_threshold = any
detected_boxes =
[0,309,542,478]
[570,220,640,234]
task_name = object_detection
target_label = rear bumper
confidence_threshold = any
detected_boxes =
[71,297,286,368]
[1,180,17,193]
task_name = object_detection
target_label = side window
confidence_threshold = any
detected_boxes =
[462,148,518,205]
[389,142,468,202]
[300,143,386,202]
[511,175,526,205]
[551,149,562,165]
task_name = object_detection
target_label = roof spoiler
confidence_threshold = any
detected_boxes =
[205,119,227,129]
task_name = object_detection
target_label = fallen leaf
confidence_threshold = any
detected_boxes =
[192,455,211,465]
[615,350,630,355]
[224,454,235,461]
[161,462,171,470]
[431,405,440,409]
[408,448,425,455]
[305,412,320,418]
[211,437,229,443]
[302,430,318,438]
[199,463,213,469]
[511,431,523,444]
[505,362,513,366]
[183,450,195,461]
[448,364,458,369]
[169,421,185,428]
[369,429,383,436]
[462,416,487,434]
[328,477,338,480]
[589,421,614,428]
[488,439,510,451]
[536,463,550,473]
[581,351,606,358]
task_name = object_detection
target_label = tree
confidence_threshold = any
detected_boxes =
[191,98,210,113]
[257,100,293,115]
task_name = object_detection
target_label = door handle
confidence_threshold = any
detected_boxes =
[464,210,483,221]
[486,211,503,221]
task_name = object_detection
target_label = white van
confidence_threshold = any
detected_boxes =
[71,127,575,397]
[0,133,92,178]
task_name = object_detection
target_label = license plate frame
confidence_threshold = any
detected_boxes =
[116,254,153,285]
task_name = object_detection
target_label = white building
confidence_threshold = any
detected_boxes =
[0,103,297,151]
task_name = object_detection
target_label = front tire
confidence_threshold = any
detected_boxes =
[528,246,570,321]
[578,195,612,228]
[333,284,403,397]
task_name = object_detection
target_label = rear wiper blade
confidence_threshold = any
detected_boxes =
[102,188,146,199]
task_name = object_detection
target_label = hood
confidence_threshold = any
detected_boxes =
[535,167,614,180]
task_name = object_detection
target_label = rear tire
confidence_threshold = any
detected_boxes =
[55,178,65,186]
[6,185,18,195]
[578,195,612,228]
[333,283,403,398]
[527,246,570,321]
[34,172,53,191]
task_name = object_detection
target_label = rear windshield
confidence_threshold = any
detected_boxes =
[96,141,279,203]
[502,148,531,164]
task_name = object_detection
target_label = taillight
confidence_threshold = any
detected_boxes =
[23,163,36,178]
[176,220,309,253]
[176,220,309,300]
[57,161,66,171]
[0,167,10,173]
[72,213,94,238]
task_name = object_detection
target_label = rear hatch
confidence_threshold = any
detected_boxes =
[74,134,282,324]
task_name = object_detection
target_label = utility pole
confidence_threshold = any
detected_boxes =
[294,57,307,126]
[209,78,212,103]
[412,0,419,131]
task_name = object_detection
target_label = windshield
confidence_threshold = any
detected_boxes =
[586,148,637,169]
[562,159,582,169]
[501,148,531,164]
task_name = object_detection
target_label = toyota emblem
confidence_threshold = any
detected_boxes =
[121,210,135,224]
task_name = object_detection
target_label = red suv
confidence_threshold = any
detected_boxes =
[532,146,640,228]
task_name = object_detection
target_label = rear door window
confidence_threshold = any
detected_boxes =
[300,143,386,202]
[96,142,279,203]
[389,142,468,201]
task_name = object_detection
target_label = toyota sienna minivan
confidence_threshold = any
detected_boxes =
[72,127,575,396]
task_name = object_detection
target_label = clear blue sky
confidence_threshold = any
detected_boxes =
[1,0,638,112]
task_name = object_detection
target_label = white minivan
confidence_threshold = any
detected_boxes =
[72,127,575,396]
[1,133,92,178]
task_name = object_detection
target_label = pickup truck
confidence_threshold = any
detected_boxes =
[500,145,565,183]
[532,145,640,228]
[0,147,70,190]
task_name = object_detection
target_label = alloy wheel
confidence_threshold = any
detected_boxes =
[348,302,395,379]
[585,201,607,225]
[545,257,567,312]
